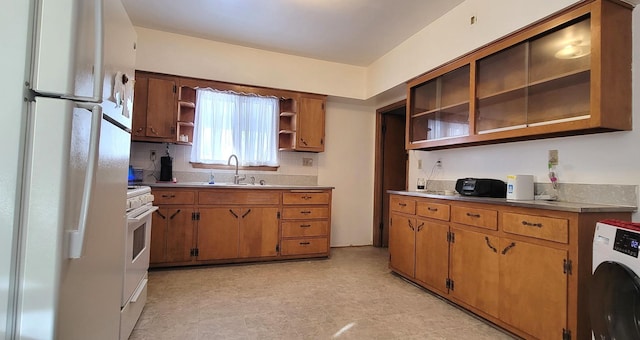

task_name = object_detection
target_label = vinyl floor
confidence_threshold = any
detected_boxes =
[130,246,517,339]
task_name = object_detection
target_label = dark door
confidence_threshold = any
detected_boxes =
[590,261,640,339]
[374,102,407,247]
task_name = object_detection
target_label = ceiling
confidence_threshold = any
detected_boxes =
[121,0,464,66]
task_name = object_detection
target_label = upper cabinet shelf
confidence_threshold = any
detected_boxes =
[406,0,632,150]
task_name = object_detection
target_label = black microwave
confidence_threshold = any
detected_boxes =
[455,178,506,198]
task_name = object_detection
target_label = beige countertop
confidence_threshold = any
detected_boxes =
[143,182,334,190]
[388,190,637,213]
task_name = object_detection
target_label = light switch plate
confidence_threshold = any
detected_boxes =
[302,158,313,167]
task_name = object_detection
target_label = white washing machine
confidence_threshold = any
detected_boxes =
[590,220,640,339]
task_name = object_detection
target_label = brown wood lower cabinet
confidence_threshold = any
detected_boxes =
[389,193,631,340]
[150,187,332,267]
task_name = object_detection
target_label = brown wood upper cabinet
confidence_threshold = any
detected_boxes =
[132,71,327,151]
[407,0,632,150]
[132,71,177,143]
[279,93,326,152]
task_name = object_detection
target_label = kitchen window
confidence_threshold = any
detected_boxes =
[190,88,279,167]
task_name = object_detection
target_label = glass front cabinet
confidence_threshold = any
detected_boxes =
[406,0,631,150]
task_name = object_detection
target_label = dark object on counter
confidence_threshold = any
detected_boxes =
[160,156,173,182]
[455,178,507,198]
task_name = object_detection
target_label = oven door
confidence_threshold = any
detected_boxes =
[124,204,158,306]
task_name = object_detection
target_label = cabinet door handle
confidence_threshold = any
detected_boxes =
[521,220,543,228]
[299,242,311,245]
[229,209,238,218]
[300,210,312,215]
[302,195,312,200]
[301,138,308,146]
[408,219,415,231]
[417,222,425,232]
[155,210,166,219]
[484,236,497,253]
[161,194,175,198]
[300,224,312,228]
[169,209,181,220]
[242,209,252,218]
[427,207,438,212]
[466,212,481,218]
[501,242,516,255]
[399,203,407,207]
[150,126,158,135]
[135,127,144,133]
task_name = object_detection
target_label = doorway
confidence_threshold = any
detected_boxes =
[373,100,407,248]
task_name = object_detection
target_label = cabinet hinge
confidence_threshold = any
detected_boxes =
[446,278,454,291]
[562,328,571,340]
[320,138,324,145]
[379,222,384,231]
[173,84,177,93]
[190,248,199,257]
[192,212,201,221]
[277,211,281,219]
[447,231,455,243]
[563,259,572,275]
[276,244,280,252]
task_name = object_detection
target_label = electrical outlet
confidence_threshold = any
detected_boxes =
[417,160,422,170]
[302,158,313,167]
[436,160,442,168]
[548,150,559,165]
[150,150,157,161]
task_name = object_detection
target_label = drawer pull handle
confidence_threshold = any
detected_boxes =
[299,242,311,245]
[408,219,415,231]
[155,210,166,219]
[300,224,312,228]
[242,209,252,218]
[427,207,438,212]
[162,194,175,198]
[522,220,543,228]
[302,195,312,200]
[484,236,497,253]
[466,212,481,218]
[501,242,516,255]
[417,222,425,232]
[399,203,407,207]
[169,209,181,220]
[229,209,239,218]
[300,210,312,215]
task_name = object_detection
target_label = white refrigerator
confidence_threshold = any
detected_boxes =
[1,0,137,339]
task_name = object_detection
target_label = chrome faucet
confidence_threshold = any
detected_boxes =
[227,154,246,184]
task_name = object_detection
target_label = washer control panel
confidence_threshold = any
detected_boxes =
[614,228,640,258]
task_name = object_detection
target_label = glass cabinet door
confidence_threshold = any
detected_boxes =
[409,65,470,143]
[527,17,591,125]
[476,16,591,134]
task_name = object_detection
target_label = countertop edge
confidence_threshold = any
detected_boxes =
[388,190,637,213]
[142,182,335,190]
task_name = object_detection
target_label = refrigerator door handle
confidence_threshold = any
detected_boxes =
[66,103,102,259]
[62,0,104,103]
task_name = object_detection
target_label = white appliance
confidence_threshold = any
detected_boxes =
[1,0,137,339]
[590,220,640,340]
[506,174,534,200]
[121,186,156,339]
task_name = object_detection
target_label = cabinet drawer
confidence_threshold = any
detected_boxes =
[282,207,329,220]
[281,238,328,256]
[416,201,450,221]
[452,206,498,230]
[390,196,416,214]
[198,190,280,205]
[152,190,195,205]
[283,191,330,205]
[502,212,569,244]
[282,221,328,238]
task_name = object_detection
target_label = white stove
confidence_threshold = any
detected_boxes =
[122,185,157,339]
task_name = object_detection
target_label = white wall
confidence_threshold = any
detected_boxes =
[134,27,367,99]
[318,99,376,246]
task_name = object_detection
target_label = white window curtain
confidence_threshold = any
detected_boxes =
[190,88,279,166]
